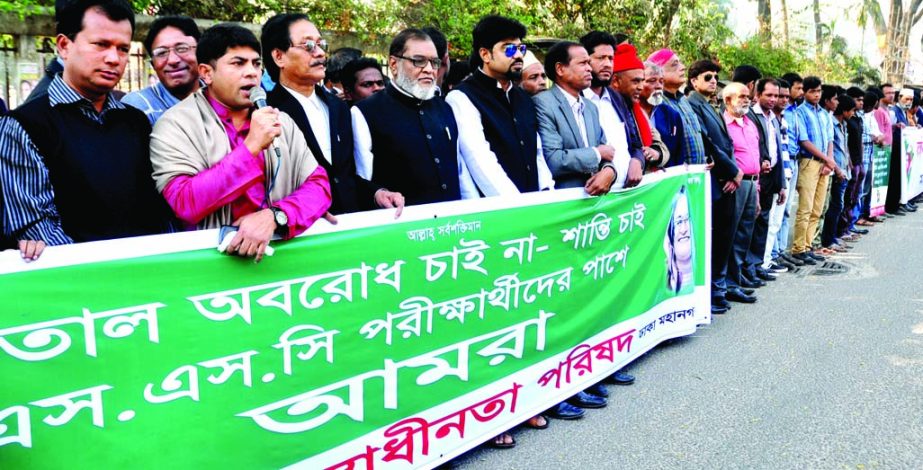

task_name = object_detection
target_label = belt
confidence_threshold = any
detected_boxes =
[741,174,759,181]
[800,154,825,163]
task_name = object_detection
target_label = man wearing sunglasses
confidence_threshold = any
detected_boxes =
[261,14,400,217]
[123,15,201,124]
[445,15,554,197]
[685,59,747,312]
[352,28,478,206]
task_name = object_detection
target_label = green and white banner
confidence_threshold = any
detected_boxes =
[870,145,891,217]
[899,127,923,204]
[0,167,710,469]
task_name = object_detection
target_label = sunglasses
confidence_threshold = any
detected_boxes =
[503,43,528,58]
[699,73,717,82]
[291,39,328,53]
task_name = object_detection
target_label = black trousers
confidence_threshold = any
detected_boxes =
[711,185,737,300]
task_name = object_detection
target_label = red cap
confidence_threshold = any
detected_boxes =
[613,44,644,73]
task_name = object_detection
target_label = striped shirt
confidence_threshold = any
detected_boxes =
[0,75,128,245]
[663,90,706,164]
[793,101,834,158]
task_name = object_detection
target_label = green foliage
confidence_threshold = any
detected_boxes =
[716,36,807,79]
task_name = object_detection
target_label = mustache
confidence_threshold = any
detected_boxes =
[311,59,327,67]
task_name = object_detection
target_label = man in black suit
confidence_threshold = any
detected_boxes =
[745,78,787,280]
[262,13,403,217]
[685,60,747,313]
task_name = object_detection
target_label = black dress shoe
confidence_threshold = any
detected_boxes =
[610,371,635,385]
[727,288,757,303]
[754,269,777,281]
[711,304,729,314]
[806,251,826,261]
[713,297,731,309]
[739,277,762,288]
[781,253,805,266]
[568,391,607,409]
[903,204,917,212]
[739,288,755,295]
[547,402,585,420]
[793,252,817,265]
[585,383,609,398]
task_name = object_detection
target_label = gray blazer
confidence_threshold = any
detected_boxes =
[534,85,607,189]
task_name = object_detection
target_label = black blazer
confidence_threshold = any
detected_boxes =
[268,85,379,214]
[747,108,786,194]
[686,92,739,188]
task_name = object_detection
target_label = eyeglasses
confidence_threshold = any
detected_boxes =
[151,43,196,61]
[503,43,527,58]
[291,39,328,53]
[394,55,442,69]
[700,73,717,82]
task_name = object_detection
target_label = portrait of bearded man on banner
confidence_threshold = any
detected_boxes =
[664,185,694,294]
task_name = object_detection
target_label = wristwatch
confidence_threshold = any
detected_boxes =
[270,206,288,236]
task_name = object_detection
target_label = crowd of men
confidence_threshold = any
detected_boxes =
[2,0,921,452]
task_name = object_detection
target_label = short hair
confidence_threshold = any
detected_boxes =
[882,82,894,90]
[756,78,780,94]
[722,82,749,102]
[470,16,526,68]
[777,78,791,90]
[260,13,309,82]
[802,75,822,91]
[196,23,261,67]
[544,40,581,82]
[422,26,449,59]
[835,94,856,115]
[389,29,432,58]
[821,85,839,105]
[341,57,382,92]
[613,32,630,44]
[144,15,200,58]
[863,90,879,111]
[643,60,663,76]
[845,86,865,99]
[326,47,363,84]
[687,59,721,83]
[731,64,762,84]
[579,31,616,56]
[57,0,135,39]
[445,59,471,89]
[781,72,803,85]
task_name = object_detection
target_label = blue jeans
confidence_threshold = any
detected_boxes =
[821,176,848,247]
[775,161,798,257]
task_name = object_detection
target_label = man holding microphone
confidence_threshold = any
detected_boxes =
[150,24,332,262]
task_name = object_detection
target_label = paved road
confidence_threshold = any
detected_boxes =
[453,211,923,469]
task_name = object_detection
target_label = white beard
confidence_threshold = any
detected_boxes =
[394,70,436,101]
[647,91,664,106]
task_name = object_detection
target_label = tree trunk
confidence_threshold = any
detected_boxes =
[758,0,772,40]
[661,0,682,48]
[780,0,790,47]
[813,0,822,59]
[884,0,903,84]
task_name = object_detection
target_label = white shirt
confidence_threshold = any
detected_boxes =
[751,103,778,166]
[283,85,331,165]
[582,88,630,189]
[350,104,479,200]
[862,111,882,138]
[445,80,554,196]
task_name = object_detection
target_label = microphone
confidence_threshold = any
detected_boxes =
[248,87,282,159]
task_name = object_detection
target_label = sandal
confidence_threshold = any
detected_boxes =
[489,432,516,449]
[525,414,549,430]
[856,219,874,226]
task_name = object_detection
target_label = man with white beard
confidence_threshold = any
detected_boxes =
[351,29,478,206]
[639,61,686,166]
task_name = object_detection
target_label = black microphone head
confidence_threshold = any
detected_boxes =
[249,86,268,107]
